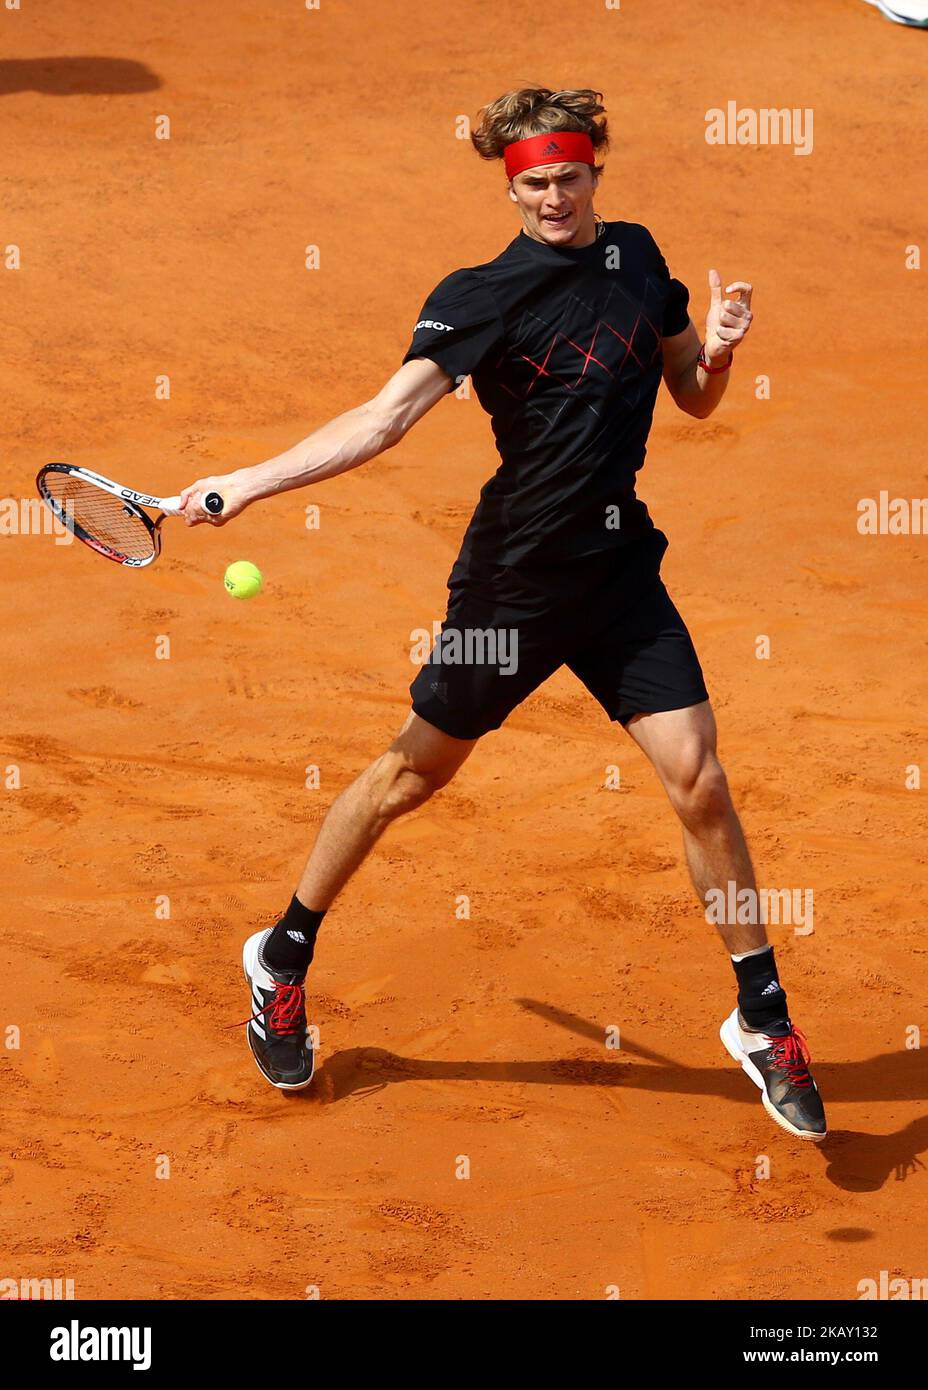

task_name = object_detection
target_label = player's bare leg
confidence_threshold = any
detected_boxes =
[626,701,826,1139]
[240,711,475,1091]
[296,710,477,910]
[625,702,762,953]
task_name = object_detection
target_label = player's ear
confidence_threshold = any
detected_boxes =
[508,182,518,203]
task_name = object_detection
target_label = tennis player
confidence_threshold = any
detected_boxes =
[181,87,826,1140]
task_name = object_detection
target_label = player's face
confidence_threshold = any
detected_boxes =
[509,162,599,247]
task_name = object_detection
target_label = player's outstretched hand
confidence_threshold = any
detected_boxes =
[179,473,251,526]
[704,269,753,362]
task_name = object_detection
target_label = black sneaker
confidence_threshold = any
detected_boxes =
[241,929,314,1090]
[721,1008,826,1140]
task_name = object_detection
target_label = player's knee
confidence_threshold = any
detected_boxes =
[384,766,442,818]
[667,748,730,828]
[373,752,454,822]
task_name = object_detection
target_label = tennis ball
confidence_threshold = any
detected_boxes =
[224,560,263,600]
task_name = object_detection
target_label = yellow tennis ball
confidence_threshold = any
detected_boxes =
[224,560,263,600]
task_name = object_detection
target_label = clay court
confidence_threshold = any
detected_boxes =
[2,0,926,1300]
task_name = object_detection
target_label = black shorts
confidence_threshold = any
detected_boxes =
[410,530,709,741]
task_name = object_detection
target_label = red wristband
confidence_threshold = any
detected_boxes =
[698,344,733,374]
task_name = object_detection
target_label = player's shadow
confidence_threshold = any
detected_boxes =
[817,1119,928,1193]
[0,57,160,96]
[312,999,927,1193]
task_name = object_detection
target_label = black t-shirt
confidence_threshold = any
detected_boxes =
[402,220,690,582]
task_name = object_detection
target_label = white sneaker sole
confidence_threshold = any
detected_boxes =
[720,1009,825,1142]
[242,931,315,1092]
[870,0,928,26]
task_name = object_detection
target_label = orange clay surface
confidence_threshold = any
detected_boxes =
[1,1,926,1301]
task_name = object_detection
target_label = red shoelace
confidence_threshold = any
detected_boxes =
[765,1026,812,1088]
[235,981,306,1036]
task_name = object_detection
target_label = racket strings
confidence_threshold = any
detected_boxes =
[43,474,155,561]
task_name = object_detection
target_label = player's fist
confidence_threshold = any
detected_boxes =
[179,472,251,526]
[704,269,753,362]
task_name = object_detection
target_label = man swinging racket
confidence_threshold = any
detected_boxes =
[181,87,826,1140]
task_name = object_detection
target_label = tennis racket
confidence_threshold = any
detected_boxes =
[36,463,223,568]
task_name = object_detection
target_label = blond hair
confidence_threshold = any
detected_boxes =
[471,87,608,173]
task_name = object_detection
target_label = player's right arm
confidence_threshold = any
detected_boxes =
[179,356,452,525]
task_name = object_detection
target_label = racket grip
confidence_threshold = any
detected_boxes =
[204,493,224,516]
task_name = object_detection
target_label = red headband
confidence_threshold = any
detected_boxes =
[503,131,595,180]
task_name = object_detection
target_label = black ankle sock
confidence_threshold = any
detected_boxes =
[731,946,789,1033]
[263,896,326,974]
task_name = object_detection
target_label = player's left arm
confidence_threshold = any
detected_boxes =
[661,270,753,419]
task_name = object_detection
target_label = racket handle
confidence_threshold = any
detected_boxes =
[204,493,224,515]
